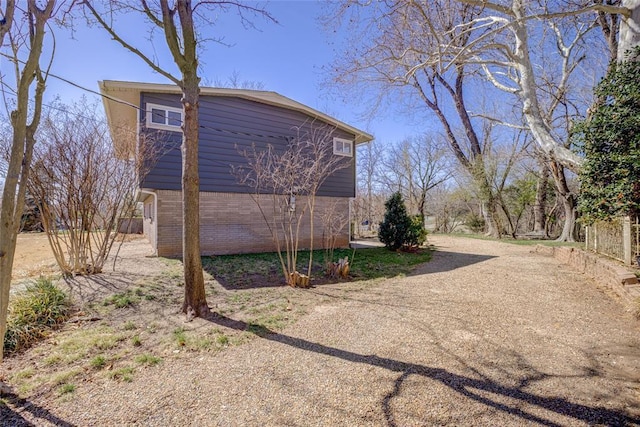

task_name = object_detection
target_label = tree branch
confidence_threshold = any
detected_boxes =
[81,0,180,85]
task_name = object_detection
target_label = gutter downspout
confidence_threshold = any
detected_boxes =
[137,189,158,256]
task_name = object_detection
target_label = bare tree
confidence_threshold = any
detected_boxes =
[0,0,56,362]
[238,124,351,286]
[444,0,637,170]
[81,0,276,319]
[25,99,155,276]
[355,140,383,234]
[207,70,266,90]
[325,1,507,237]
[381,134,451,220]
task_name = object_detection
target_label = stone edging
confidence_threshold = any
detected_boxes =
[534,245,640,306]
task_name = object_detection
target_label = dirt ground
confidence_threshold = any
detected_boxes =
[11,233,58,281]
[2,234,640,426]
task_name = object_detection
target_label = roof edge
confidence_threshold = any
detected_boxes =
[99,80,374,144]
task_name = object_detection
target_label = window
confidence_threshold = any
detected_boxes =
[333,137,353,157]
[146,103,183,131]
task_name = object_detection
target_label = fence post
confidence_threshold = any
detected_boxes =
[623,216,632,265]
[585,225,589,251]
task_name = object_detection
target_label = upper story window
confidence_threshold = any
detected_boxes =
[146,103,183,131]
[333,137,354,157]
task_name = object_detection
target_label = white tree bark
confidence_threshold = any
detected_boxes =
[619,0,640,59]
[510,0,584,171]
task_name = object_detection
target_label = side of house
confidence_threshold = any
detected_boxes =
[100,81,372,257]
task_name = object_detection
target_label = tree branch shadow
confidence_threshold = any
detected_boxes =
[205,312,640,426]
[0,390,76,427]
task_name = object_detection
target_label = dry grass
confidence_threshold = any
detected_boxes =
[3,240,431,399]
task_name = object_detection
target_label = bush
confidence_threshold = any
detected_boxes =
[378,192,412,250]
[464,213,486,233]
[378,193,426,250]
[4,277,70,355]
[576,46,640,223]
[405,215,427,249]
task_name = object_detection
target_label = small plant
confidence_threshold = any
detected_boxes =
[109,367,134,382]
[103,291,139,309]
[90,355,107,370]
[131,335,142,347]
[4,277,70,355]
[58,383,76,395]
[464,213,486,233]
[216,334,229,345]
[123,321,137,331]
[405,215,427,250]
[173,327,187,347]
[135,354,162,366]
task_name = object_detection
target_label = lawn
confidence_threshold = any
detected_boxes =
[3,241,432,399]
[201,246,432,289]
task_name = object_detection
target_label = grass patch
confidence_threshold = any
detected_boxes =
[203,246,432,288]
[135,354,162,366]
[216,334,229,345]
[443,233,583,248]
[90,355,107,370]
[131,335,142,347]
[109,366,134,382]
[173,327,187,347]
[58,383,75,396]
[103,290,140,308]
[4,277,70,355]
[51,368,81,386]
[14,368,35,379]
[123,321,137,331]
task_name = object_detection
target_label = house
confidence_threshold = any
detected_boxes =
[99,80,373,256]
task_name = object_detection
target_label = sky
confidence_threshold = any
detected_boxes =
[33,0,424,144]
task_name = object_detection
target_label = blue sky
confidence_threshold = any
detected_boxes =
[41,0,423,144]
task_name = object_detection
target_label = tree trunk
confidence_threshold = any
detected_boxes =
[180,76,209,318]
[619,0,640,59]
[556,193,578,242]
[0,1,50,362]
[482,199,501,238]
[511,0,584,172]
[549,161,577,242]
[533,161,549,236]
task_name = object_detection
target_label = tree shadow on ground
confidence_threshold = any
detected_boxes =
[205,313,640,427]
[201,244,491,291]
[62,274,143,306]
[0,390,76,427]
[406,249,497,276]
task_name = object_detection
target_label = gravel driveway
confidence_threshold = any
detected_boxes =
[7,235,640,426]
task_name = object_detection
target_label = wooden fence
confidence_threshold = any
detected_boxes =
[584,216,639,265]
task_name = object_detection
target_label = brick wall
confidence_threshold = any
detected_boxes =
[153,190,350,256]
[535,245,640,305]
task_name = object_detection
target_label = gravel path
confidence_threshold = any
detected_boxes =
[6,235,640,426]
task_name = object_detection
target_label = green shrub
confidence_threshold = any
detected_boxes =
[405,215,427,249]
[378,192,412,251]
[378,193,427,250]
[4,277,70,355]
[576,46,640,222]
[464,213,486,233]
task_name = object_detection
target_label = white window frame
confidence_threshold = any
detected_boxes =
[333,137,354,157]
[145,103,183,131]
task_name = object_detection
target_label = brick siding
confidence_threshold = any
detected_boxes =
[151,190,350,257]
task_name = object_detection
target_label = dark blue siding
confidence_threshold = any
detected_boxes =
[140,92,356,197]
